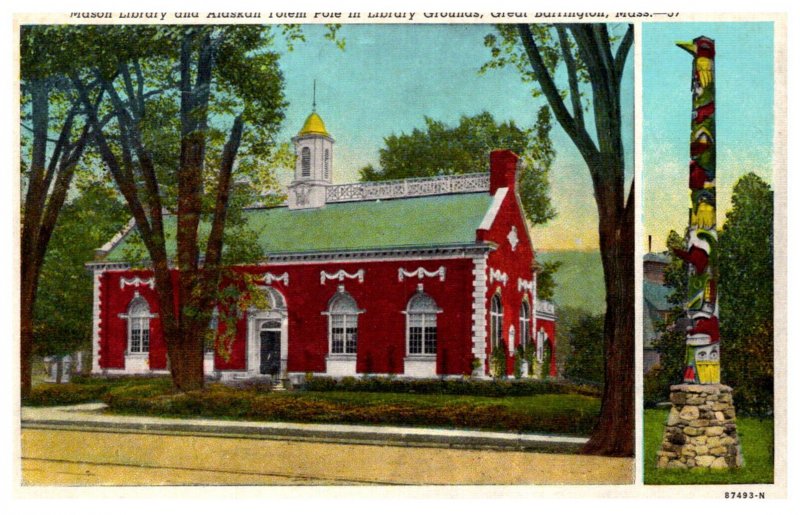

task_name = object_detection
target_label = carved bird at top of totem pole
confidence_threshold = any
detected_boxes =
[677,37,715,88]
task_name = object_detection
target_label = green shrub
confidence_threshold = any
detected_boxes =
[489,341,508,378]
[302,376,600,397]
[25,376,174,407]
[24,383,108,406]
[513,347,524,379]
[643,364,671,408]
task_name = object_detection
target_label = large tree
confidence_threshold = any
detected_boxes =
[20,26,107,398]
[716,174,773,415]
[71,26,289,392]
[360,110,556,225]
[484,24,634,456]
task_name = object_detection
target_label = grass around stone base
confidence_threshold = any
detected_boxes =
[644,408,774,484]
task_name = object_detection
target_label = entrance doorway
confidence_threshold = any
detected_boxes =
[259,319,281,375]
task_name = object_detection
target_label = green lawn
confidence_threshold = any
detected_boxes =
[644,408,774,484]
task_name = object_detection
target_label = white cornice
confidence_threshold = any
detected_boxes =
[86,244,497,270]
[84,262,131,272]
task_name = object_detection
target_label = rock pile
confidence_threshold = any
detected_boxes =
[657,383,743,469]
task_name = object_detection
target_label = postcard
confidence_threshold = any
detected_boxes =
[9,7,788,502]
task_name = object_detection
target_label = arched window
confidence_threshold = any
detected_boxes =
[205,306,219,354]
[490,294,503,348]
[126,296,152,354]
[301,147,311,177]
[323,149,330,179]
[326,289,361,355]
[536,328,547,363]
[406,291,441,355]
[519,300,531,349]
[264,286,286,311]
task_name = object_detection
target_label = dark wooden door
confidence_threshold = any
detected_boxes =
[260,330,280,375]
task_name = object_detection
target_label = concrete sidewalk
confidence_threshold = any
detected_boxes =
[21,403,588,452]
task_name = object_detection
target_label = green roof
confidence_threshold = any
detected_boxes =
[643,252,670,264]
[103,192,493,261]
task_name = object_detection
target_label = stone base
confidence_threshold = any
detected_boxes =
[656,384,743,470]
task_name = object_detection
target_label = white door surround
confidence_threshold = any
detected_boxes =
[246,287,288,377]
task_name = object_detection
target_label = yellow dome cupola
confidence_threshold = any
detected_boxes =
[288,82,335,210]
[298,111,330,137]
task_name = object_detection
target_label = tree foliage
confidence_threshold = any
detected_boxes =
[647,230,690,405]
[33,183,129,358]
[359,110,556,225]
[535,259,561,301]
[66,25,294,391]
[718,174,773,415]
[559,306,605,385]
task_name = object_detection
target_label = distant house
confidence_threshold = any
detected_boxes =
[643,251,672,371]
[86,110,557,382]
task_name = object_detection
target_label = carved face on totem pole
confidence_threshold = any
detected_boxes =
[675,36,720,385]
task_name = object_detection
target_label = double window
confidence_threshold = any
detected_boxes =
[406,292,441,355]
[126,296,152,354]
[326,289,362,355]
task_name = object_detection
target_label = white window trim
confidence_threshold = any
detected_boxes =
[519,299,531,352]
[322,288,364,356]
[403,310,443,357]
[536,328,546,363]
[119,296,157,355]
[490,293,503,348]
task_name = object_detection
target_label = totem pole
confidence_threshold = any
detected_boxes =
[675,36,720,385]
[657,36,742,470]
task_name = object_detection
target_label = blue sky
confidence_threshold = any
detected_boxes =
[273,24,634,250]
[642,22,774,252]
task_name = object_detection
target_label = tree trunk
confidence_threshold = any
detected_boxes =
[582,168,635,457]
[20,299,34,400]
[171,322,207,392]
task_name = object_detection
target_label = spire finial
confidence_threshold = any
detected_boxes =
[312,80,317,112]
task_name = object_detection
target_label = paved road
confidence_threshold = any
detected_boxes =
[22,428,633,486]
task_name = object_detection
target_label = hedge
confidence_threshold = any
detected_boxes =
[23,383,110,406]
[24,376,172,406]
[103,383,599,435]
[302,376,601,398]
